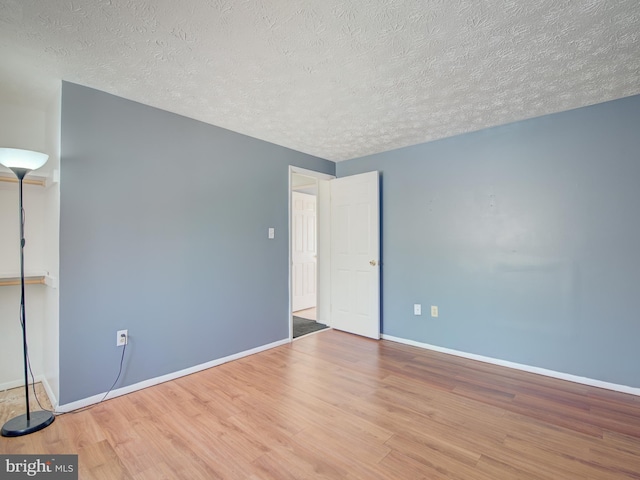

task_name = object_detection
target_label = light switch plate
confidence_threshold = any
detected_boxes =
[268,228,275,239]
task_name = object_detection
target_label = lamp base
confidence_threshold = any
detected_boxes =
[1,410,55,437]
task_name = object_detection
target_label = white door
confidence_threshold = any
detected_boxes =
[292,191,317,312]
[330,171,380,339]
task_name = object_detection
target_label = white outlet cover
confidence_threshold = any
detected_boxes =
[117,329,128,346]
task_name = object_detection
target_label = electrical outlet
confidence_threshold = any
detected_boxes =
[431,306,439,318]
[117,329,128,346]
[414,304,421,315]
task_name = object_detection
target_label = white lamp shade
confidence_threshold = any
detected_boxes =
[0,147,48,171]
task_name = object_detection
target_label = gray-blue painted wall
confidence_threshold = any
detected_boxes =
[59,82,334,404]
[338,95,640,388]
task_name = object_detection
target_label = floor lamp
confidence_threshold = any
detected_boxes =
[0,147,55,437]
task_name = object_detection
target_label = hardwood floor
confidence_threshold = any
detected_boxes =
[293,307,317,321]
[2,330,639,479]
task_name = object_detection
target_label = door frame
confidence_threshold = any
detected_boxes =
[288,166,335,340]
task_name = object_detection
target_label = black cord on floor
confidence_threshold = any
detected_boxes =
[17,205,52,414]
[23,331,129,418]
[59,342,128,416]
[17,276,54,414]
[100,342,127,402]
[23,335,128,416]
[26,345,53,413]
[16,207,130,417]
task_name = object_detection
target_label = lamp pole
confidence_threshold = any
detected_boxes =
[16,168,32,424]
[0,149,54,437]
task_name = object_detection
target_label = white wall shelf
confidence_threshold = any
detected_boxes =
[0,273,57,288]
[0,170,59,188]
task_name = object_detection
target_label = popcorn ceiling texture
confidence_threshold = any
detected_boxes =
[0,0,639,161]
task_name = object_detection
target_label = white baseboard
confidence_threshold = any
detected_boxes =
[0,375,58,412]
[0,378,36,392]
[382,334,640,397]
[56,338,290,413]
[40,375,58,410]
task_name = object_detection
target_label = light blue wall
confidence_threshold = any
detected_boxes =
[338,95,640,387]
[59,82,334,404]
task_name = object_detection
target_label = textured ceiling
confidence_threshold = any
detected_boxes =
[0,0,639,161]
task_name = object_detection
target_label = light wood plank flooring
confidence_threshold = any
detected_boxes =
[2,330,639,479]
[293,307,317,321]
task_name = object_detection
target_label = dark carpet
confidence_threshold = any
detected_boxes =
[293,316,329,338]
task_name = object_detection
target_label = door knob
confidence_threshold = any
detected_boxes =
[370,260,377,266]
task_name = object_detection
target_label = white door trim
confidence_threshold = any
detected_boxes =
[288,166,335,340]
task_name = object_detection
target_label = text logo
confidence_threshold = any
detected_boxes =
[1,455,77,479]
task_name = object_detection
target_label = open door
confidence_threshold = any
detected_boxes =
[330,171,380,339]
[291,191,317,312]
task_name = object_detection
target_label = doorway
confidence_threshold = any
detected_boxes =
[291,173,325,338]
[291,187,317,313]
[289,167,334,339]
[288,167,380,341]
